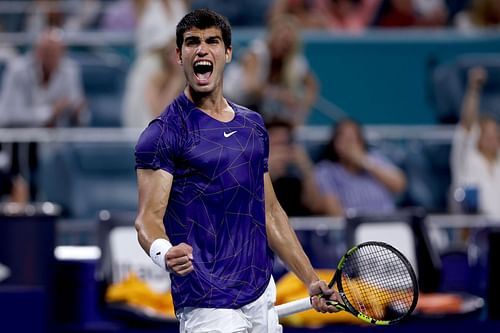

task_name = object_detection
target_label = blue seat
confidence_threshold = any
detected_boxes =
[432,53,500,123]
[403,140,452,212]
[38,142,137,218]
[73,52,128,127]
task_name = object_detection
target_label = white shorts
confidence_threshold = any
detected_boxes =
[176,276,282,333]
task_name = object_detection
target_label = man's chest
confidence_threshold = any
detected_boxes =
[181,123,266,176]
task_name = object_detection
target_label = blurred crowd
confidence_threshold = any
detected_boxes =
[0,0,498,222]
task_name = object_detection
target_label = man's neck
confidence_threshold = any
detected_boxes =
[185,86,233,117]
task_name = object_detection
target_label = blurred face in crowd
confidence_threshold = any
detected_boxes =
[478,118,500,158]
[35,30,65,76]
[268,17,299,60]
[177,27,232,94]
[333,120,365,162]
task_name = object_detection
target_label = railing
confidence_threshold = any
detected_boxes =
[0,124,456,143]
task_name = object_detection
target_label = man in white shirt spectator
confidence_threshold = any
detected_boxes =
[0,28,86,127]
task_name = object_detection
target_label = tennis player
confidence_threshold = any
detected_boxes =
[134,9,340,332]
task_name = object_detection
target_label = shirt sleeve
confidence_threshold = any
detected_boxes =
[135,118,178,174]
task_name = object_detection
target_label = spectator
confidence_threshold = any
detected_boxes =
[224,14,318,126]
[26,0,102,33]
[270,0,381,32]
[122,0,188,128]
[269,0,322,29]
[372,0,448,27]
[314,119,407,216]
[145,38,185,118]
[267,118,332,216]
[314,0,382,32]
[0,28,87,127]
[454,0,500,32]
[0,28,86,200]
[450,67,500,218]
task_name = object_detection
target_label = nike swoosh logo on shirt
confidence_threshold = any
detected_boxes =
[224,131,237,138]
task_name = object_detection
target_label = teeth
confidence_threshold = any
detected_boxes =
[194,60,212,67]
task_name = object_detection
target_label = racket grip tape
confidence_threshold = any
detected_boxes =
[275,297,312,318]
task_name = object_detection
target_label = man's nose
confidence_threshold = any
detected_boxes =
[196,43,209,56]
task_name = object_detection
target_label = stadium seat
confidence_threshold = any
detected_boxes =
[38,142,137,219]
[432,53,500,123]
[0,12,25,32]
[72,51,128,127]
[402,140,452,213]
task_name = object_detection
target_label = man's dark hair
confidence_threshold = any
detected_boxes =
[176,9,232,49]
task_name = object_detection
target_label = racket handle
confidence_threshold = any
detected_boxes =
[275,297,312,318]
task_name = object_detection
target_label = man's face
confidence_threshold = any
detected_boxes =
[36,37,64,74]
[176,27,232,94]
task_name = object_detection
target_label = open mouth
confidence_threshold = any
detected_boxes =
[193,60,213,83]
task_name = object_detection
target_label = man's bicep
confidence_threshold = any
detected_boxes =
[137,168,173,220]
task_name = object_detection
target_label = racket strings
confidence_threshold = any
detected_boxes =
[340,244,416,321]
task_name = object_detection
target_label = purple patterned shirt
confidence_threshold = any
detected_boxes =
[135,93,273,309]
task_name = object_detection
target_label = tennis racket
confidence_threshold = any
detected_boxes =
[275,241,419,325]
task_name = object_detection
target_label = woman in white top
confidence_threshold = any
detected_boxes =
[224,14,318,126]
[450,67,500,219]
[122,0,188,128]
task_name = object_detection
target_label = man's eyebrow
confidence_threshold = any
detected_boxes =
[184,36,201,42]
[206,36,222,42]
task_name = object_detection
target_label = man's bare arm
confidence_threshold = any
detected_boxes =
[264,173,340,312]
[135,169,193,276]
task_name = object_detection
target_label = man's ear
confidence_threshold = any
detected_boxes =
[176,47,182,65]
[225,46,232,64]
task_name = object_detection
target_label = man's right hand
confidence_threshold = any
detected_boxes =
[165,242,194,276]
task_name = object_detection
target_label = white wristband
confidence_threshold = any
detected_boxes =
[149,238,173,271]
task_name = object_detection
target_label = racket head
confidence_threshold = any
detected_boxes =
[330,241,419,325]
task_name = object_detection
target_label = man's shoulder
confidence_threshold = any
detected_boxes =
[158,94,189,122]
[8,55,33,72]
[231,101,265,125]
